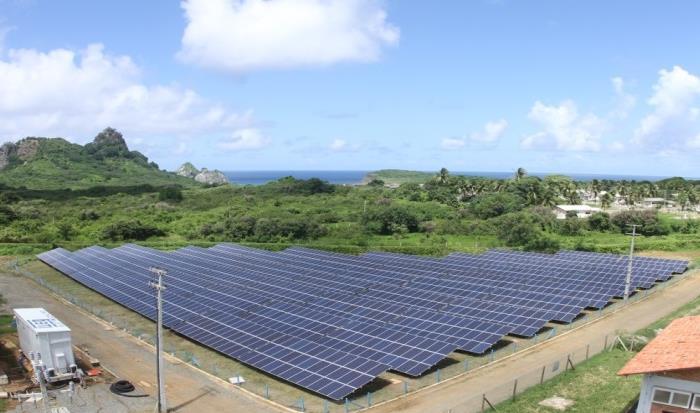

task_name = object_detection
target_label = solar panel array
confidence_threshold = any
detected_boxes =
[36,245,687,400]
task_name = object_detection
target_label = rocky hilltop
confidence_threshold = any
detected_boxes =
[176,162,228,185]
[0,128,196,190]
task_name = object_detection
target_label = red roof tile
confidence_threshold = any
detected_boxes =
[618,316,700,376]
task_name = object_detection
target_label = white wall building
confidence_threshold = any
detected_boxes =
[618,315,700,413]
[554,204,601,219]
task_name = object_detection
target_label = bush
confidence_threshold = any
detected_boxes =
[588,212,613,231]
[558,217,586,236]
[611,210,669,236]
[362,205,420,235]
[158,186,184,202]
[101,220,165,241]
[524,233,561,253]
[469,193,523,219]
[494,213,539,247]
[79,209,101,221]
[0,205,16,225]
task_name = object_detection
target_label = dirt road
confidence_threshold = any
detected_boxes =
[369,271,700,413]
[0,269,283,413]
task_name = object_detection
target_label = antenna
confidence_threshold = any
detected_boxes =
[149,267,167,413]
[623,225,639,301]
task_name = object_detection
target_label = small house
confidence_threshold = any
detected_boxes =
[618,315,700,412]
[554,205,601,219]
[642,198,674,209]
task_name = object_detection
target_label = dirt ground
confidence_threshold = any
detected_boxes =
[367,269,700,413]
[0,269,284,413]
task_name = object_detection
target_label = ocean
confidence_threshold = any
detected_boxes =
[223,170,686,185]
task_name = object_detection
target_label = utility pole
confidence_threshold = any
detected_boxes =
[149,267,167,413]
[624,225,639,301]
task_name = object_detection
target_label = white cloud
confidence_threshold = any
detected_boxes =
[521,100,605,152]
[633,66,700,152]
[610,77,636,119]
[440,137,466,150]
[218,128,270,151]
[470,119,508,143]
[0,43,255,151]
[328,138,360,152]
[178,0,399,72]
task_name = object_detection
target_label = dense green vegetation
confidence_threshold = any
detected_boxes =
[1,163,699,255]
[0,128,197,190]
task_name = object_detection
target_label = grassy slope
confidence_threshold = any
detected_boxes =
[0,138,196,190]
[495,292,700,412]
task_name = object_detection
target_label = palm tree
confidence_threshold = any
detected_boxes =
[437,167,450,185]
[600,192,613,209]
[514,167,527,181]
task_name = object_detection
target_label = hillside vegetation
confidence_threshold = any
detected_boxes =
[1,164,699,256]
[0,128,197,190]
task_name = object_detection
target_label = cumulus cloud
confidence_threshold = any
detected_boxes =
[440,137,466,150]
[610,77,636,119]
[440,119,507,150]
[329,138,360,152]
[178,0,399,72]
[521,100,605,151]
[633,66,700,152]
[470,119,508,143]
[218,128,270,151]
[0,43,254,145]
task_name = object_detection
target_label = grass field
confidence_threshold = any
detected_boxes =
[494,289,700,412]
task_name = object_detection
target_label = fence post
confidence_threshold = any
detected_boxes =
[264,383,269,399]
[481,394,486,413]
[604,335,608,350]
[323,400,329,413]
[540,365,545,384]
[436,369,441,383]
[344,398,349,413]
[586,344,590,360]
[403,381,408,395]
[512,342,518,354]
[463,359,469,372]
[489,349,495,362]
[299,396,305,412]
[512,379,518,401]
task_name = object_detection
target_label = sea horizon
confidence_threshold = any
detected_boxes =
[222,170,697,185]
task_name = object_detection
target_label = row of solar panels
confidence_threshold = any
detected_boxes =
[37,245,687,400]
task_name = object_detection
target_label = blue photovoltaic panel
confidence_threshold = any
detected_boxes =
[36,244,687,400]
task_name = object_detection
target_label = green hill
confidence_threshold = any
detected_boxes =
[0,128,198,190]
[364,169,435,184]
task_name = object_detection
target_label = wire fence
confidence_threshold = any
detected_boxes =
[4,259,688,413]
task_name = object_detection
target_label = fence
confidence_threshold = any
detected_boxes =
[438,333,616,413]
[3,258,689,413]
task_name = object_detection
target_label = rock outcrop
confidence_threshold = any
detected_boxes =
[16,138,41,161]
[0,143,17,171]
[194,168,228,185]
[176,162,200,179]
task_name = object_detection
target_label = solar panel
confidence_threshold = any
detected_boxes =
[36,244,688,400]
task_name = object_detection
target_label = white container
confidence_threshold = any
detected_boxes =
[13,308,75,378]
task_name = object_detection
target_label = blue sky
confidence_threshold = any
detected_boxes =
[1,0,700,177]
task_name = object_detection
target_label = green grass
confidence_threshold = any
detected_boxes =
[496,291,700,412]
[495,349,640,413]
[0,314,14,335]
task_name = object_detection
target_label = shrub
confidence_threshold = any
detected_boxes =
[158,186,184,202]
[101,220,165,241]
[611,210,669,236]
[494,213,539,247]
[588,212,613,231]
[362,205,420,235]
[469,193,523,219]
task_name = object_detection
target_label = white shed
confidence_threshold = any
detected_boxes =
[14,308,76,380]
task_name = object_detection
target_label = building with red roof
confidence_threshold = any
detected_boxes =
[618,315,700,412]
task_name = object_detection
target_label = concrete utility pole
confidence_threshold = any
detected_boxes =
[624,225,639,301]
[149,267,167,413]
